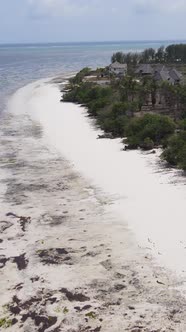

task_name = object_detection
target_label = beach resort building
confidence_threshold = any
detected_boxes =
[135,64,183,85]
[135,64,154,76]
[109,61,127,76]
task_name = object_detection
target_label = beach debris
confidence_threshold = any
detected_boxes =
[6,212,18,218]
[13,283,23,291]
[156,280,165,285]
[97,133,113,139]
[128,306,135,311]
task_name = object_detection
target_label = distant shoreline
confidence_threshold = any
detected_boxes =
[1,39,186,47]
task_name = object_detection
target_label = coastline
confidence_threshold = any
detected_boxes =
[0,78,186,331]
[28,79,186,276]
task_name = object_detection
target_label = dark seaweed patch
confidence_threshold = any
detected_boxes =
[60,288,90,302]
[74,305,92,312]
[9,305,21,315]
[19,216,31,232]
[31,276,40,283]
[0,255,9,268]
[38,248,70,265]
[12,253,28,270]
[21,312,57,332]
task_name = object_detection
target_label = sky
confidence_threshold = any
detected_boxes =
[0,0,186,43]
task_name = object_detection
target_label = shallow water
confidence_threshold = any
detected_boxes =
[0,40,178,111]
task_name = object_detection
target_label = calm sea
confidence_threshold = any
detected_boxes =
[0,40,183,111]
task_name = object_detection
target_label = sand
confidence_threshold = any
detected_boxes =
[23,79,186,277]
[0,79,186,331]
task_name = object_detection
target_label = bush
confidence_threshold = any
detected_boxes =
[140,137,155,150]
[162,131,186,169]
[70,67,91,84]
[126,114,175,149]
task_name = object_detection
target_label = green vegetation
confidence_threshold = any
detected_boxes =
[112,44,186,65]
[70,67,91,84]
[125,114,175,150]
[162,131,186,170]
[63,307,69,314]
[85,311,97,319]
[63,62,186,171]
[0,317,13,328]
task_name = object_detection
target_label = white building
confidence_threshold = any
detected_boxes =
[109,61,127,76]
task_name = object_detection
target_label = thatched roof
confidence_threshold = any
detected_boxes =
[135,64,153,75]
[169,68,182,81]
[110,61,127,69]
[136,63,183,83]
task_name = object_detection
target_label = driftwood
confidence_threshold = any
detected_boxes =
[97,133,113,139]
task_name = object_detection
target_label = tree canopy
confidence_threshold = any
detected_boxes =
[111,44,186,65]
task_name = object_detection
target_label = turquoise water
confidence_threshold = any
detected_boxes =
[0,40,183,111]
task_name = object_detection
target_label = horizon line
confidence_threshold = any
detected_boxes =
[0,39,186,46]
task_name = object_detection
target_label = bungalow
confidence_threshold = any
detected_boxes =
[154,66,172,83]
[135,64,153,76]
[169,68,183,84]
[154,66,183,85]
[109,61,127,76]
[135,63,183,85]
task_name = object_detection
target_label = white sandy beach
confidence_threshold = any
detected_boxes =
[19,79,186,278]
[0,78,186,331]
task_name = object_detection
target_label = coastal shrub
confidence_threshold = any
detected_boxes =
[64,83,112,106]
[126,114,175,149]
[64,83,113,116]
[162,131,186,170]
[97,114,128,137]
[112,102,127,117]
[125,135,139,149]
[88,98,108,116]
[140,137,155,150]
[180,119,186,130]
[70,67,91,84]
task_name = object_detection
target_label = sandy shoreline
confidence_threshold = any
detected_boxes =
[0,79,186,331]
[25,79,186,276]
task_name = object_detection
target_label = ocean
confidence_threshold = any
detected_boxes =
[0,40,178,112]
